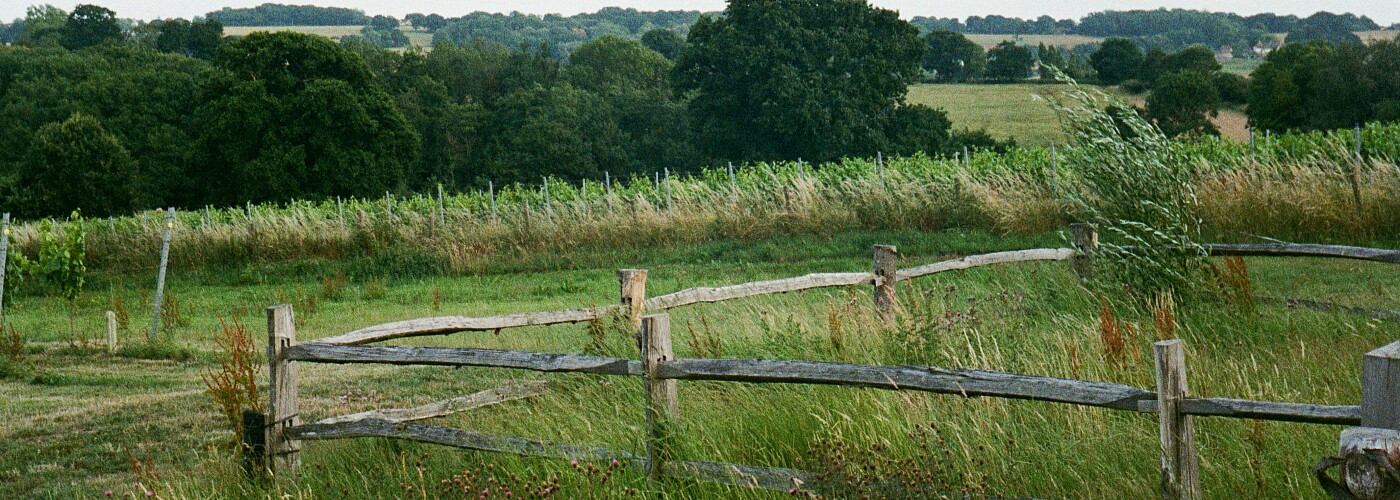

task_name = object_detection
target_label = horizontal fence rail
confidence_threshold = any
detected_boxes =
[896,248,1075,281]
[1200,243,1400,263]
[286,344,641,375]
[316,306,611,345]
[645,272,874,310]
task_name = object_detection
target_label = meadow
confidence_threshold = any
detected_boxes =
[906,84,1068,146]
[222,25,433,48]
[3,118,1400,498]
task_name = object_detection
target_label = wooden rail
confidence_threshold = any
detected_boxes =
[315,306,611,345]
[645,272,874,310]
[896,248,1075,281]
[1199,243,1400,264]
[285,344,641,375]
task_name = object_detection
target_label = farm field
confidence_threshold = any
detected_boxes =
[2,227,1397,498]
[907,84,1068,146]
[222,25,434,48]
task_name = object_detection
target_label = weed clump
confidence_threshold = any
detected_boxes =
[200,316,263,447]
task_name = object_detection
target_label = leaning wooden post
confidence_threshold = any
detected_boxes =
[266,304,300,479]
[642,313,677,481]
[149,208,175,342]
[106,311,117,353]
[1070,223,1098,281]
[618,269,647,344]
[1154,340,1201,500]
[873,245,898,319]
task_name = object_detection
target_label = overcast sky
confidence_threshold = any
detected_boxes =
[2,1,1397,26]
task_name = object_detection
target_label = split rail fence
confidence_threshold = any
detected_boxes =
[246,224,1400,499]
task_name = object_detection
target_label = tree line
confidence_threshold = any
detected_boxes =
[0,1,1002,219]
[914,9,1381,53]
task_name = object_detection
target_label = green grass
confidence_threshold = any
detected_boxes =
[2,227,1397,498]
[223,25,435,49]
[907,83,1068,146]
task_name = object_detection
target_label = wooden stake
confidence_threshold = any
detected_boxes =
[1154,340,1201,500]
[149,208,175,342]
[605,172,614,213]
[1070,223,1098,280]
[489,180,498,223]
[106,311,117,353]
[663,168,672,209]
[1351,124,1364,209]
[1325,340,1400,498]
[642,313,677,481]
[0,213,8,321]
[618,269,647,342]
[873,245,898,318]
[336,196,344,227]
[267,304,301,479]
[437,184,446,223]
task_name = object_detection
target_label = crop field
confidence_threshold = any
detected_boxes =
[3,121,1399,499]
[222,25,434,48]
[907,84,1069,146]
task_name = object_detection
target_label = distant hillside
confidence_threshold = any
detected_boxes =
[205,3,369,26]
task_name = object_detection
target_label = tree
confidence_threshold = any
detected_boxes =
[195,32,418,203]
[405,13,427,31]
[567,36,671,94]
[18,4,67,47]
[674,0,932,162]
[1246,39,1391,131]
[62,4,122,50]
[1212,72,1248,105]
[1286,12,1364,46]
[985,41,1032,81]
[422,14,447,32]
[640,28,685,60]
[922,30,984,82]
[1037,43,1065,81]
[1162,45,1221,74]
[18,114,136,218]
[1146,71,1220,137]
[369,15,399,32]
[1091,38,1143,85]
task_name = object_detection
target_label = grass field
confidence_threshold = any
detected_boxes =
[907,84,1068,146]
[3,226,1397,498]
[222,25,434,49]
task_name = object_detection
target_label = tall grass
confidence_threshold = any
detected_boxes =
[4,123,1397,279]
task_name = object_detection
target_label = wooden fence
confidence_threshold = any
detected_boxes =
[247,225,1400,498]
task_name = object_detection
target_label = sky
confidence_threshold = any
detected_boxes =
[1,0,1397,26]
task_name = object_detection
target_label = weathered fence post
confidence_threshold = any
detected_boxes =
[1154,340,1201,500]
[1321,340,1400,499]
[106,311,117,353]
[0,213,8,321]
[242,409,268,478]
[149,208,175,342]
[618,269,647,344]
[642,313,677,481]
[873,245,898,319]
[1070,223,1098,281]
[266,304,300,479]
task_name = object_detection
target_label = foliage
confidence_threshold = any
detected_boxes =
[640,28,684,60]
[194,32,419,204]
[353,24,410,48]
[1090,38,1143,85]
[147,18,224,59]
[1212,72,1248,105]
[1052,82,1208,297]
[1247,39,1399,131]
[434,8,703,60]
[674,0,937,163]
[921,30,985,82]
[1076,9,1269,52]
[985,41,1033,81]
[17,5,67,47]
[61,4,122,50]
[205,3,369,26]
[1147,71,1221,137]
[15,113,137,218]
[1286,12,1365,46]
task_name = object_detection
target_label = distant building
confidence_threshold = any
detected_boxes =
[1216,45,1234,62]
